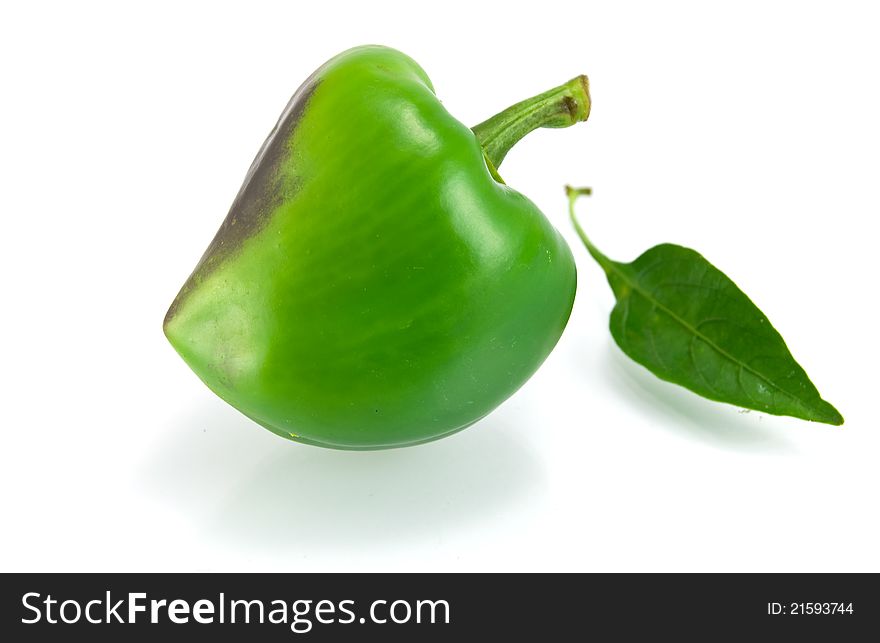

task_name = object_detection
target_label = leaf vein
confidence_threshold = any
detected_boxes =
[616,271,814,413]
[688,335,721,397]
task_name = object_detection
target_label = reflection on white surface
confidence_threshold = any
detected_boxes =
[142,400,543,553]
[601,341,796,454]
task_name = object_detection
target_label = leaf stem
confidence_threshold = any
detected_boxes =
[565,185,614,272]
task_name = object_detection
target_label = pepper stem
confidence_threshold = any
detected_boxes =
[473,75,591,169]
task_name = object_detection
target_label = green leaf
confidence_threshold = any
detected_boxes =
[566,187,843,425]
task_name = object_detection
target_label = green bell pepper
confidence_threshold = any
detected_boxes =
[164,45,590,449]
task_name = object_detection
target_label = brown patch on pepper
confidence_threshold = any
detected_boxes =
[164,74,321,327]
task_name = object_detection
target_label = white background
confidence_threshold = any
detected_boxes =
[2,1,878,572]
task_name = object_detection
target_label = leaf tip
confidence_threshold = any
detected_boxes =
[815,400,844,426]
